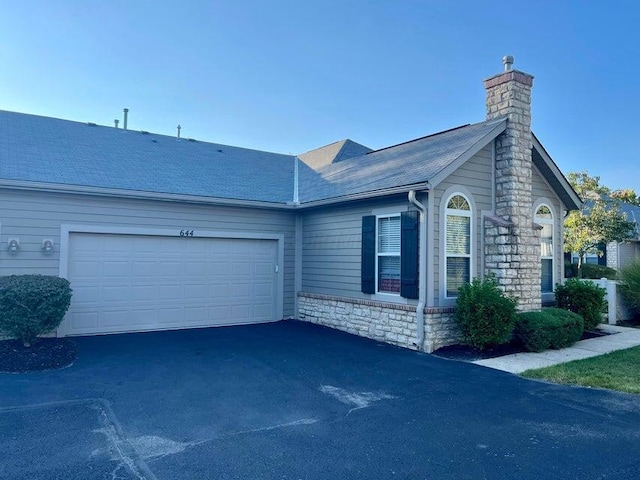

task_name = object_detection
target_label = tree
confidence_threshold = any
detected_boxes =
[567,171,610,198]
[564,172,636,270]
[611,188,640,206]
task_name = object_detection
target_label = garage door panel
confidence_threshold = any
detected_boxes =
[103,286,131,302]
[131,285,158,301]
[103,261,130,277]
[63,233,278,335]
[69,260,103,278]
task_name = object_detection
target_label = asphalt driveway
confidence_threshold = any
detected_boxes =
[1,321,639,480]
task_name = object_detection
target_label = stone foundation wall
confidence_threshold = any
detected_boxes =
[297,292,460,353]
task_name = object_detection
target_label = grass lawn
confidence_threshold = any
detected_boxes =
[522,346,640,395]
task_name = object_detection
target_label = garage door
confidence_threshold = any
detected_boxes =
[62,233,279,335]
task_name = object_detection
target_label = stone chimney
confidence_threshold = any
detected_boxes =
[483,56,541,311]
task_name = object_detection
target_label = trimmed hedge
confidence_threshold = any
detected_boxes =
[515,308,584,352]
[555,278,606,331]
[0,275,72,346]
[580,263,617,280]
[565,262,617,280]
[455,277,517,350]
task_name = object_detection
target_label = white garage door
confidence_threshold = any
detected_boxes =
[62,233,279,336]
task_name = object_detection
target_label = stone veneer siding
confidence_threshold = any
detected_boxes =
[297,292,461,353]
[606,242,618,270]
[484,63,542,312]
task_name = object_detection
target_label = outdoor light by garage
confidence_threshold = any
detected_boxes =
[7,238,19,255]
[42,239,54,255]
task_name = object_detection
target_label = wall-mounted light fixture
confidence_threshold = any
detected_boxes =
[8,238,20,255]
[42,239,54,255]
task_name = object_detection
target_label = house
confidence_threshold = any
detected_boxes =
[606,201,640,271]
[565,199,640,271]
[0,57,581,352]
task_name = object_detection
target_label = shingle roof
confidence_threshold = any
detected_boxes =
[1,110,574,210]
[0,110,296,204]
[298,118,506,203]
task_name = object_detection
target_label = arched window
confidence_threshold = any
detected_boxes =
[445,194,472,297]
[535,204,554,293]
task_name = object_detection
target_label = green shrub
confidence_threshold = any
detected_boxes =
[564,262,578,279]
[515,308,583,352]
[564,262,616,280]
[0,275,72,346]
[555,278,606,331]
[619,259,640,314]
[580,263,617,280]
[455,277,517,350]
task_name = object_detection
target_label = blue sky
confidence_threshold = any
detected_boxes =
[0,1,637,192]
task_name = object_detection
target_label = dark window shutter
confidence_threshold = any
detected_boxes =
[597,242,607,265]
[361,215,376,294]
[401,210,419,299]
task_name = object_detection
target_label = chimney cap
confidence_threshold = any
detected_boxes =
[503,55,515,71]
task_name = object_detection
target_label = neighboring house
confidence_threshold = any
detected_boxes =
[565,199,640,272]
[0,57,580,352]
[606,201,640,271]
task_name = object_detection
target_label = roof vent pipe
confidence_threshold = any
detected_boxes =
[114,119,119,128]
[503,55,514,71]
[177,125,181,138]
[123,108,129,130]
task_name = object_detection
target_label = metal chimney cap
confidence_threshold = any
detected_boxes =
[124,108,129,113]
[503,55,515,71]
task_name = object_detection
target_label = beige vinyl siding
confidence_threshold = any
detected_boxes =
[0,189,296,317]
[301,196,413,300]
[432,144,493,305]
[532,163,564,300]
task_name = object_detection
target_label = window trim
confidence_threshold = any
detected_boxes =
[375,213,401,296]
[534,202,556,295]
[444,192,473,299]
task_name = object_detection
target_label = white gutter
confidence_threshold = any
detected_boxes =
[408,189,427,351]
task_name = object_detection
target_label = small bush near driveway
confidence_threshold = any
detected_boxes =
[515,308,583,352]
[455,277,517,350]
[0,275,72,347]
[555,278,606,331]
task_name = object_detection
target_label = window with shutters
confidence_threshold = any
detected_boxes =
[376,215,401,294]
[361,211,419,299]
[445,194,472,298]
[535,204,555,293]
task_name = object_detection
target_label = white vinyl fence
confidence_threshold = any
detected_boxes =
[589,279,633,325]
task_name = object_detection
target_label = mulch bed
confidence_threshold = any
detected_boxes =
[0,338,77,373]
[433,329,610,362]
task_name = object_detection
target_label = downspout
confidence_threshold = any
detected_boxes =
[408,190,427,351]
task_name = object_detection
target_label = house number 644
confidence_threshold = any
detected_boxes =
[179,230,194,237]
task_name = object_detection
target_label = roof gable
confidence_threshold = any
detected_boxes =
[298,139,372,170]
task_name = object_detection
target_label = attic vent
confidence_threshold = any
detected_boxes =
[217,149,223,153]
[152,139,158,143]
[87,122,97,127]
[188,138,197,142]
[140,130,150,135]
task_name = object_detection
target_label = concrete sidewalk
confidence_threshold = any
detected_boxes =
[473,325,640,374]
